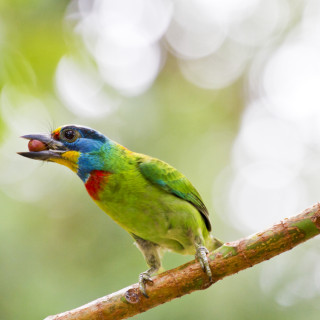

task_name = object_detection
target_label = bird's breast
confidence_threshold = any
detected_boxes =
[85,170,112,200]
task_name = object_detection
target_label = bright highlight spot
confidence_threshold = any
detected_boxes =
[179,41,249,89]
[68,0,171,96]
[263,43,320,121]
[55,56,118,117]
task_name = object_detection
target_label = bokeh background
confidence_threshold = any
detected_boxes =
[1,0,320,319]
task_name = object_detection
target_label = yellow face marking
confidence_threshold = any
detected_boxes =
[53,126,62,133]
[51,151,80,173]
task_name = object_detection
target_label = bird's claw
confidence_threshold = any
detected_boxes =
[195,246,212,281]
[139,271,153,298]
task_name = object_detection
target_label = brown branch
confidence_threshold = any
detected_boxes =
[44,203,320,320]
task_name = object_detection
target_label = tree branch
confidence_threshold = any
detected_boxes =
[45,203,320,320]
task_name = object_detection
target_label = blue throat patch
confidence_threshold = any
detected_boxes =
[77,142,113,182]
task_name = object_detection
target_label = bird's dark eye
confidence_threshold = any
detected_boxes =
[64,130,75,140]
[60,129,80,142]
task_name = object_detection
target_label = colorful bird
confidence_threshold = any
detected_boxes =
[19,125,223,297]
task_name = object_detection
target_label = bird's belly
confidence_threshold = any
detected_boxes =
[94,184,207,255]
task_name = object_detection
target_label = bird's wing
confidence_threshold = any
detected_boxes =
[138,156,211,231]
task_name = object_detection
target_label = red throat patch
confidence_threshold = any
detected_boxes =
[85,170,111,200]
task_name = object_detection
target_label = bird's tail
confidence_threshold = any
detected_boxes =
[205,234,224,252]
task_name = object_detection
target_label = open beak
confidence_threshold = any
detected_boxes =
[18,133,68,161]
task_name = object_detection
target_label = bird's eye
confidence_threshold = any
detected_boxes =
[60,129,80,142]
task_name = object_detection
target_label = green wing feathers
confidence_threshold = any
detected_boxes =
[138,156,212,231]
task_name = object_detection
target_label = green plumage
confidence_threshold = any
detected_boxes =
[20,125,222,296]
[91,145,217,255]
[139,157,212,231]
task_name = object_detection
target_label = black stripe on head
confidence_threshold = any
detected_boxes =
[61,125,107,143]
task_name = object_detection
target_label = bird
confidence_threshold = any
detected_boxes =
[19,124,223,297]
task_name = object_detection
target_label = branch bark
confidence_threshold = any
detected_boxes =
[45,203,320,320]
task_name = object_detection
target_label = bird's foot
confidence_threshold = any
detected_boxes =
[195,245,212,281]
[139,271,154,298]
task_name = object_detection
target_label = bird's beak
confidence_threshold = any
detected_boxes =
[18,133,68,161]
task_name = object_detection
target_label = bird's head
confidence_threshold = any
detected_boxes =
[19,125,110,181]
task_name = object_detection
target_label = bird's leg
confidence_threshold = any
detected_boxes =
[195,243,212,281]
[139,265,160,298]
[131,234,162,298]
